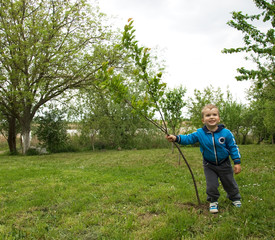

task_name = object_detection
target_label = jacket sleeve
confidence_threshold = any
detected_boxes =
[176,131,199,145]
[226,130,241,164]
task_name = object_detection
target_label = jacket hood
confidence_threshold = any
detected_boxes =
[203,124,225,133]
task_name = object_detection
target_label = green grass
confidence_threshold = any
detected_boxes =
[0,145,274,239]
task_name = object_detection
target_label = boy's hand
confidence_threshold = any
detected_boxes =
[234,164,241,174]
[166,135,176,142]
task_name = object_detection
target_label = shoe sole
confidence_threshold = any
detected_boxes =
[210,209,218,214]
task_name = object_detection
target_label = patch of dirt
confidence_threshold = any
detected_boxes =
[175,201,209,215]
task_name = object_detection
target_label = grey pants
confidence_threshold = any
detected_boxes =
[203,159,241,203]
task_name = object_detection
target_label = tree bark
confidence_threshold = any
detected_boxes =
[7,115,17,154]
[20,110,32,155]
[21,129,31,154]
[91,132,95,151]
[241,134,247,145]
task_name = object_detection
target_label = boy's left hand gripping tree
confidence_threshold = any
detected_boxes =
[100,19,201,205]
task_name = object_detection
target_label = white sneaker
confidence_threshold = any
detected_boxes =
[232,200,241,208]
[210,202,218,213]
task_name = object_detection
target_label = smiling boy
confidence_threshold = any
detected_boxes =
[166,104,242,213]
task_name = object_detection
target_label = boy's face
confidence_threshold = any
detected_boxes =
[202,108,220,129]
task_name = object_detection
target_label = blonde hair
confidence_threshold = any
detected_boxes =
[201,104,220,118]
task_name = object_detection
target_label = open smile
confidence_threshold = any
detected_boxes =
[208,121,216,124]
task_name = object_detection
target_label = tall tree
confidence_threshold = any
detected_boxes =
[223,0,275,144]
[222,0,274,88]
[0,0,118,153]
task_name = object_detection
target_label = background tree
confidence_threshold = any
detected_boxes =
[248,83,275,144]
[0,0,120,154]
[263,87,275,144]
[187,86,248,143]
[219,90,245,142]
[187,86,224,129]
[161,86,187,135]
[74,86,155,150]
[222,0,275,143]
[160,86,187,154]
[222,0,274,88]
[239,106,254,144]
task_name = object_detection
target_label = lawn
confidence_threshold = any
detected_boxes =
[0,145,274,239]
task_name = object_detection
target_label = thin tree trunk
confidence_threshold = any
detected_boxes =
[171,142,174,154]
[242,134,247,145]
[173,142,201,205]
[91,133,95,151]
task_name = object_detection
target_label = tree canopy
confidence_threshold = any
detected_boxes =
[223,0,274,88]
[0,0,119,153]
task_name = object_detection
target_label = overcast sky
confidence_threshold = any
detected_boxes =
[97,0,263,103]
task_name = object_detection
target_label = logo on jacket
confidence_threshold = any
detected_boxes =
[219,137,225,144]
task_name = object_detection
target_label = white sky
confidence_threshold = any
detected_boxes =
[96,0,264,103]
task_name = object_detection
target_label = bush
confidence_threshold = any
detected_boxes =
[34,110,69,153]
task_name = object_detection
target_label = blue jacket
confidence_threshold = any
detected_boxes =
[176,124,241,165]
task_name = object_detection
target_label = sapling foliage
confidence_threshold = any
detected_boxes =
[101,19,201,205]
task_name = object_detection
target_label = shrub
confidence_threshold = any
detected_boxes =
[34,110,69,153]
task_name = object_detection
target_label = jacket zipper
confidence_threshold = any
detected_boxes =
[211,132,218,165]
